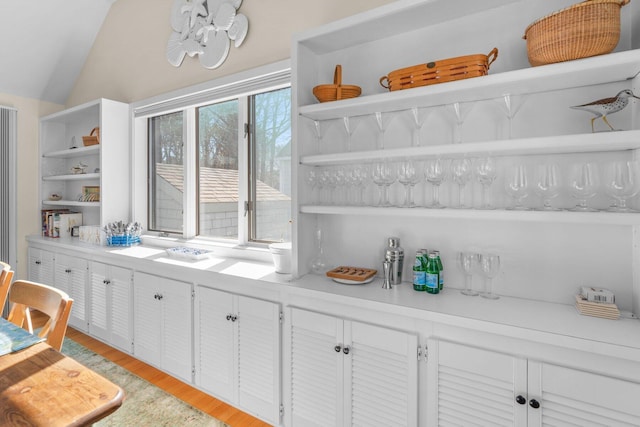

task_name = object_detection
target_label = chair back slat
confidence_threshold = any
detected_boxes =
[0,261,14,312]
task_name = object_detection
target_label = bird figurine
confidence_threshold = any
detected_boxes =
[570,89,640,132]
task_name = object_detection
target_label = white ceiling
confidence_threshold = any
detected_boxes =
[0,0,116,104]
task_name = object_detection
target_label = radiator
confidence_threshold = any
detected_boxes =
[0,106,17,268]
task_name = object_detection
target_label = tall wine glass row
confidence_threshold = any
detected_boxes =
[304,158,640,212]
[305,95,526,153]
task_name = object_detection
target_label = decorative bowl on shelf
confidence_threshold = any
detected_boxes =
[48,193,62,201]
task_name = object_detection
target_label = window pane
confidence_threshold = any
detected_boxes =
[252,87,292,242]
[198,100,239,239]
[148,111,184,233]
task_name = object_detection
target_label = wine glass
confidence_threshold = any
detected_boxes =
[459,252,479,296]
[306,117,329,154]
[408,107,433,147]
[342,116,362,152]
[603,160,640,212]
[568,162,599,212]
[424,158,447,209]
[354,164,371,206]
[373,111,397,150]
[311,223,327,274]
[533,163,561,211]
[451,158,472,209]
[494,94,527,139]
[448,101,475,144]
[479,253,500,299]
[398,159,422,208]
[475,157,498,209]
[305,168,319,204]
[504,164,529,210]
[372,161,397,207]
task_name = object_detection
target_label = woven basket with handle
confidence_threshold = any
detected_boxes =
[523,0,629,67]
[82,127,100,146]
[313,65,361,103]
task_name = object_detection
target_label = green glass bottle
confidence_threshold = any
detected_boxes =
[433,250,444,291]
[425,253,439,294]
[412,251,426,291]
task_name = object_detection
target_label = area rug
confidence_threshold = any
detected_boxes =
[61,338,228,427]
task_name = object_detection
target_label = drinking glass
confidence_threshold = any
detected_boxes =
[448,101,475,144]
[568,162,599,212]
[475,157,498,209]
[504,164,529,210]
[372,161,397,207]
[373,111,397,150]
[459,252,479,296]
[311,224,327,274]
[342,116,362,152]
[305,168,319,204]
[354,164,371,206]
[533,163,561,211]
[451,158,472,209]
[332,166,346,205]
[408,106,433,147]
[494,94,527,139]
[479,253,500,299]
[398,159,421,207]
[306,117,329,154]
[603,160,640,212]
[424,158,447,209]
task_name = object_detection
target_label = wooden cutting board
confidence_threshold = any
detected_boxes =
[326,266,377,282]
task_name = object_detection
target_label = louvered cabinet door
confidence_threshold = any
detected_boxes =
[108,265,132,352]
[159,277,193,382]
[345,321,419,427]
[528,361,640,426]
[133,272,162,368]
[290,308,343,427]
[195,286,235,401]
[28,248,54,284]
[427,339,527,427]
[55,254,88,331]
[237,295,280,424]
[89,261,109,341]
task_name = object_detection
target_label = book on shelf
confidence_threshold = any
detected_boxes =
[41,209,82,238]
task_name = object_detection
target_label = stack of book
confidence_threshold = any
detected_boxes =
[41,209,82,238]
[574,287,619,320]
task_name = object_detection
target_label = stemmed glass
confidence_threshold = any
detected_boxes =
[479,253,501,299]
[475,157,498,209]
[305,168,319,204]
[353,164,371,206]
[372,161,397,207]
[494,94,527,139]
[568,162,599,212]
[306,117,329,154]
[448,101,475,144]
[459,252,479,296]
[603,160,640,212]
[424,158,447,209]
[342,116,362,152]
[311,223,327,274]
[373,111,397,149]
[408,107,433,147]
[533,163,561,211]
[451,158,472,209]
[398,159,422,208]
[504,164,529,210]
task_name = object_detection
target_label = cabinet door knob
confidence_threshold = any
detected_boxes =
[157,294,163,300]
[230,315,237,322]
[65,268,71,273]
[515,395,526,405]
[35,260,41,265]
[226,314,232,321]
[334,345,342,353]
[343,346,350,355]
[529,399,540,409]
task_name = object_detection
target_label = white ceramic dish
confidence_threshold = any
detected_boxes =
[332,276,374,285]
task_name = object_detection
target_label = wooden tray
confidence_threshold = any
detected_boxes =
[380,48,498,91]
[326,266,377,282]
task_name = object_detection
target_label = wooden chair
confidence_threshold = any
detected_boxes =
[0,261,14,315]
[7,280,73,351]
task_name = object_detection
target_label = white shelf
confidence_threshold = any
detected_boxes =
[298,50,640,121]
[300,130,640,165]
[43,145,100,159]
[42,200,100,207]
[300,205,640,225]
[43,173,100,181]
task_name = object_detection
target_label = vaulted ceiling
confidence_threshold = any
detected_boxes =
[0,0,116,104]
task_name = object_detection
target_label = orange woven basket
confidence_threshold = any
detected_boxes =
[82,127,100,146]
[523,0,629,67]
[313,65,361,103]
[379,48,498,92]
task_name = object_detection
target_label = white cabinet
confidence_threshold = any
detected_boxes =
[27,247,54,285]
[195,286,281,425]
[427,339,640,426]
[39,98,130,227]
[133,271,193,382]
[53,253,88,332]
[287,307,418,427]
[89,261,133,352]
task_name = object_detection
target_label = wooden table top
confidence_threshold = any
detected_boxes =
[0,340,124,426]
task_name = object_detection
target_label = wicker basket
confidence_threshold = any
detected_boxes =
[82,127,100,146]
[523,0,629,67]
[379,48,498,92]
[313,65,361,103]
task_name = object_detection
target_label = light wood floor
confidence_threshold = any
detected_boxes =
[66,327,272,427]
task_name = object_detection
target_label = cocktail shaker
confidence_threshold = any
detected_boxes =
[385,237,404,285]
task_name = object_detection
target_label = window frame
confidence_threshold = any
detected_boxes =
[131,60,291,251]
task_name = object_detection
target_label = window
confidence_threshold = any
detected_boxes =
[143,75,291,246]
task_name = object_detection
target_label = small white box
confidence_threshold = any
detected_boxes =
[580,286,615,304]
[79,225,106,245]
